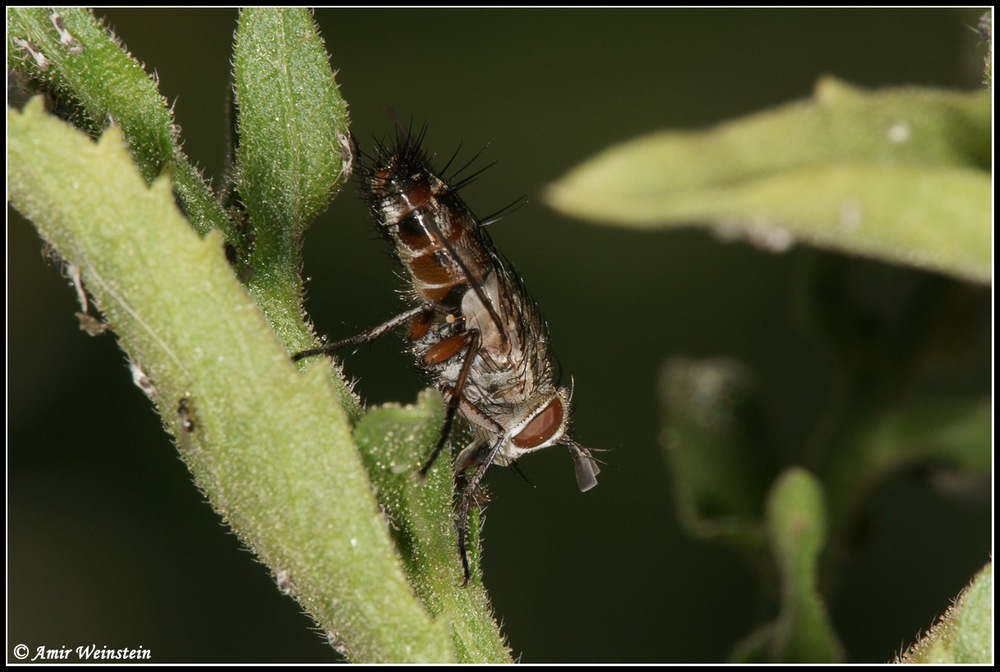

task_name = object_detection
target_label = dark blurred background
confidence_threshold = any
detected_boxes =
[8,8,991,663]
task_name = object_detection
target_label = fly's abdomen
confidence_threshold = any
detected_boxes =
[365,162,491,307]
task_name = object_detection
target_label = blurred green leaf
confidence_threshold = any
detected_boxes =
[658,357,779,550]
[547,77,991,284]
[733,469,843,662]
[822,398,990,548]
[354,390,512,663]
[897,562,993,663]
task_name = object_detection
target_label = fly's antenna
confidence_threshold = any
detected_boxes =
[565,438,601,492]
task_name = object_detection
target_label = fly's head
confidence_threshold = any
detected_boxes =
[503,387,601,493]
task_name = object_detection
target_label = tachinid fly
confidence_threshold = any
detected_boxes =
[294,126,600,584]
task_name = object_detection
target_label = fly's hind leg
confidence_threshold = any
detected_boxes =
[291,304,432,362]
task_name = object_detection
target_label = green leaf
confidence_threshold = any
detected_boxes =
[546,77,991,284]
[897,562,993,663]
[733,469,844,663]
[658,357,779,550]
[233,8,350,314]
[234,9,350,238]
[354,391,512,663]
[8,99,454,663]
[230,9,359,418]
[6,7,235,245]
[822,398,991,539]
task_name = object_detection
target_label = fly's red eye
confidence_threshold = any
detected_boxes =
[512,397,564,449]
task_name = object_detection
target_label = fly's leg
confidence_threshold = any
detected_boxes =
[417,328,481,478]
[291,304,432,361]
[295,311,498,586]
[455,436,506,586]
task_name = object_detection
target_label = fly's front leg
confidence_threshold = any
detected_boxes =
[452,398,506,474]
[291,304,432,362]
[449,400,506,585]
[455,436,506,586]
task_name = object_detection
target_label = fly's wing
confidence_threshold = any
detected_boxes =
[459,258,558,395]
[461,271,508,354]
[420,205,509,343]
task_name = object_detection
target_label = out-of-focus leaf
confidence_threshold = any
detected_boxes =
[547,78,991,285]
[733,469,843,662]
[823,398,991,534]
[658,357,779,550]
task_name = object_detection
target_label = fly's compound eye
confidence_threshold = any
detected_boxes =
[512,396,565,449]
